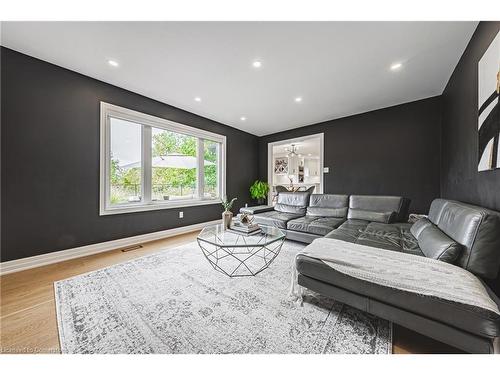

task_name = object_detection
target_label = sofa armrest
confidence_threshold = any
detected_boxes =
[240,205,275,214]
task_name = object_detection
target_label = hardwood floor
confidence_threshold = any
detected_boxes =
[1,231,463,354]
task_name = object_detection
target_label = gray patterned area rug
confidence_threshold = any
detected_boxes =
[54,240,392,354]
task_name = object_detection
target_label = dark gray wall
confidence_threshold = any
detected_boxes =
[259,97,442,214]
[1,47,259,262]
[441,21,500,211]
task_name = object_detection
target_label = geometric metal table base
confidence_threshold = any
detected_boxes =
[197,224,286,277]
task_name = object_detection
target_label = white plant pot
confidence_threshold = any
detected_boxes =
[222,211,233,229]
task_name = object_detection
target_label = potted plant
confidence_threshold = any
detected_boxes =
[249,180,270,205]
[221,196,237,229]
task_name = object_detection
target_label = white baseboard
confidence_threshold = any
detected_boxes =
[0,219,220,276]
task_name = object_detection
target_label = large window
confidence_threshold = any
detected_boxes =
[100,102,226,215]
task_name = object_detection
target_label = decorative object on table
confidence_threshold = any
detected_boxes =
[238,212,254,225]
[229,213,260,235]
[286,176,300,192]
[477,30,499,172]
[229,221,261,235]
[249,180,269,205]
[221,196,237,229]
[274,157,288,174]
[408,213,428,224]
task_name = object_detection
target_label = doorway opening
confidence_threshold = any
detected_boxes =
[267,133,324,204]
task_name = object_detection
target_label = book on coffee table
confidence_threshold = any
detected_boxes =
[228,222,261,235]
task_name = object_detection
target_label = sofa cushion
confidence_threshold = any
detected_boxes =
[307,194,349,218]
[277,191,310,206]
[296,254,500,338]
[239,205,274,215]
[427,199,500,279]
[325,221,423,256]
[274,203,306,215]
[360,223,422,255]
[309,217,346,236]
[347,208,396,224]
[417,223,463,263]
[274,192,310,215]
[410,217,433,238]
[324,219,370,243]
[251,211,303,229]
[287,216,344,236]
[348,195,410,222]
[428,199,448,225]
[286,216,317,233]
[307,207,348,218]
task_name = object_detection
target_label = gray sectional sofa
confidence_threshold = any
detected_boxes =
[244,192,411,245]
[242,193,500,353]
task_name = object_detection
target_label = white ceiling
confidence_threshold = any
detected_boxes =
[1,21,477,136]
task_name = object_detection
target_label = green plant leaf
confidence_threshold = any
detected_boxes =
[249,180,269,199]
[221,196,237,211]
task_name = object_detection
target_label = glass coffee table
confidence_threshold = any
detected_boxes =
[197,223,286,277]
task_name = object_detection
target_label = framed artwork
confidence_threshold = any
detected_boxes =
[478,31,500,172]
[274,157,288,174]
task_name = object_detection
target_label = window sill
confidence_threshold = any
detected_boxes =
[100,198,222,216]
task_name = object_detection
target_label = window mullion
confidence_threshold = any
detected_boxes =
[143,125,152,204]
[218,143,222,198]
[197,138,204,200]
[104,114,112,210]
[220,139,226,199]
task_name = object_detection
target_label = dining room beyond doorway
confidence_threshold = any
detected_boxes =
[267,133,324,204]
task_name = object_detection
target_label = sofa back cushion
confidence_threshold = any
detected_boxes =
[347,195,410,223]
[410,217,433,238]
[427,199,500,279]
[275,192,310,215]
[347,209,395,224]
[416,223,463,263]
[307,194,348,217]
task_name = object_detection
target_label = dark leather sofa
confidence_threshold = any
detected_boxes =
[244,192,411,244]
[243,193,500,353]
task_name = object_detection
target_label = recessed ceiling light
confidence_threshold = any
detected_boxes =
[295,97,303,103]
[108,60,119,67]
[390,62,403,71]
[194,97,202,102]
[240,116,247,121]
[308,153,312,156]
[252,61,262,68]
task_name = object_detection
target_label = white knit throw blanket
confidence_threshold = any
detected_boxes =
[290,238,500,315]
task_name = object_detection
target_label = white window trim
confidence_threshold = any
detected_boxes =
[100,102,226,216]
